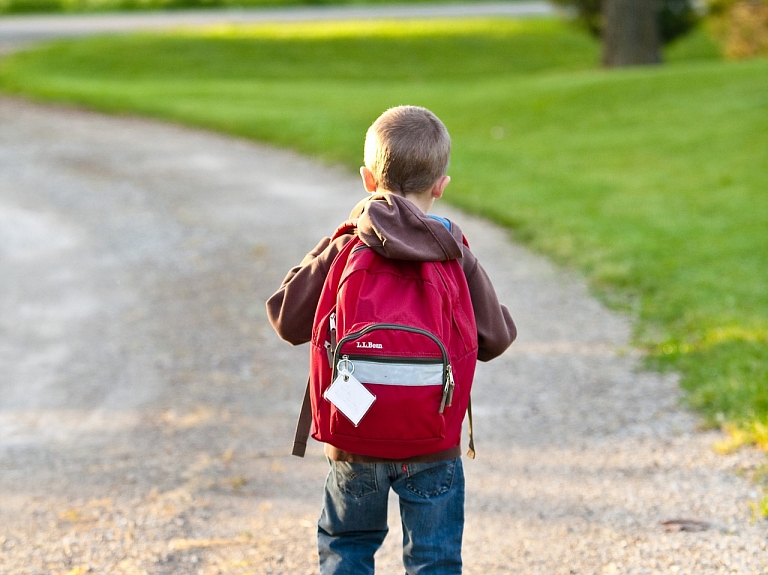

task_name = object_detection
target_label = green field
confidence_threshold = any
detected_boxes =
[0,0,525,15]
[1,18,766,446]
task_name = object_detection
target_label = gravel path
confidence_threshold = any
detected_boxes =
[0,96,766,574]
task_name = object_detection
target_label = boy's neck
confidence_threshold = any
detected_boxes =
[377,189,434,214]
[400,192,434,215]
[360,167,449,215]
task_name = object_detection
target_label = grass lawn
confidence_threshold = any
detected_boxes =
[1,18,766,445]
[0,0,530,16]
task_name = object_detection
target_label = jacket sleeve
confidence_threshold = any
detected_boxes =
[265,235,351,345]
[461,247,517,362]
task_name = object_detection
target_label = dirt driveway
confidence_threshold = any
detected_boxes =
[0,97,766,574]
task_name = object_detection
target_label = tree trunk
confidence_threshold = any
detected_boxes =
[602,0,662,67]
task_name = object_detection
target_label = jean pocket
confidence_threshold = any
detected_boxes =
[405,459,457,499]
[332,461,378,499]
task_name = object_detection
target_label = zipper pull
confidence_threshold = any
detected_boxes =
[439,365,455,414]
[337,355,352,381]
[446,364,455,408]
[326,312,338,368]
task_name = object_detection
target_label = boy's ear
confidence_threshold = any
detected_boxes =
[431,175,450,200]
[360,166,378,193]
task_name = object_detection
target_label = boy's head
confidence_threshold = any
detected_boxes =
[361,106,451,201]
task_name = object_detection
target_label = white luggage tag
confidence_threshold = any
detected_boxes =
[324,357,376,427]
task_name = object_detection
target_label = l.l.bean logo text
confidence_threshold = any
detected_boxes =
[356,341,383,349]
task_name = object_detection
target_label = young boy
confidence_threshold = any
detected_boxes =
[266,106,516,574]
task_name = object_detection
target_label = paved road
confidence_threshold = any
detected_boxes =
[0,1,555,52]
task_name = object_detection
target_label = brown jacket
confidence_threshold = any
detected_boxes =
[266,193,517,461]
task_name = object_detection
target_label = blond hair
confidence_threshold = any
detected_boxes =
[364,106,451,196]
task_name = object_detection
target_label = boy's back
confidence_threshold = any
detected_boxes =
[266,106,515,575]
[305,193,480,461]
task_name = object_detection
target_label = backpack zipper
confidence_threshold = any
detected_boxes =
[332,323,454,414]
[341,355,443,365]
[324,312,338,368]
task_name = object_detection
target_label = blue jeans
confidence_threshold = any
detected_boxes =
[318,457,464,575]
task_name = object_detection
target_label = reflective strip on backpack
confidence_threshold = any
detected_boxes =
[351,359,443,387]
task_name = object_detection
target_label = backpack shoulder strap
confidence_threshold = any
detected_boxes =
[466,397,475,459]
[292,378,313,457]
[332,219,357,241]
[292,225,358,458]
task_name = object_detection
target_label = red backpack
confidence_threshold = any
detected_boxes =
[293,220,479,460]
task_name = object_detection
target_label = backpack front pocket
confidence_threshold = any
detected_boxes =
[327,323,452,447]
[328,355,447,442]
